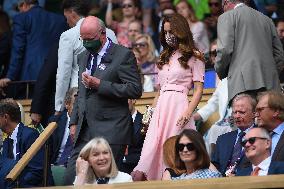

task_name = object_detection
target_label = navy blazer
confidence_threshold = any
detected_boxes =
[0,155,17,189]
[211,130,250,175]
[6,5,67,81]
[236,161,284,176]
[49,110,69,164]
[2,123,52,187]
[124,111,145,164]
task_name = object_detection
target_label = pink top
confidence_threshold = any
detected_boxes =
[157,51,205,90]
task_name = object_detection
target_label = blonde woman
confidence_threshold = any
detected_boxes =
[74,137,132,185]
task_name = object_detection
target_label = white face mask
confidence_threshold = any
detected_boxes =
[165,32,178,47]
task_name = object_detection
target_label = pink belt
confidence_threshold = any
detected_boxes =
[160,84,189,94]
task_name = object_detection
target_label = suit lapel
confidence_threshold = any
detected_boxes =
[272,131,284,161]
[133,112,143,135]
[226,131,238,164]
[16,123,24,160]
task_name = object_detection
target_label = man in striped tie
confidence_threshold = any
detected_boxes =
[237,127,284,176]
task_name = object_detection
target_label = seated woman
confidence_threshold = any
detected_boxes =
[172,129,222,180]
[74,137,133,185]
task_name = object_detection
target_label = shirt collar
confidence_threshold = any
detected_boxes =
[273,122,284,136]
[10,123,20,141]
[132,110,137,122]
[76,17,84,27]
[253,156,271,171]
[237,124,254,135]
[234,3,244,9]
[98,38,110,57]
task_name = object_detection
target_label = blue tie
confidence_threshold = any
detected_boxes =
[97,177,109,184]
[57,135,73,166]
[86,54,98,75]
[230,131,245,165]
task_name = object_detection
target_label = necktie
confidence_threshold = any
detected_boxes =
[86,54,98,75]
[97,177,109,184]
[7,138,14,159]
[251,166,261,176]
[57,135,73,166]
[230,131,246,165]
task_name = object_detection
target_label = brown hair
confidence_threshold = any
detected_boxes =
[163,136,186,175]
[258,90,284,121]
[176,0,198,23]
[158,13,204,69]
[174,129,210,171]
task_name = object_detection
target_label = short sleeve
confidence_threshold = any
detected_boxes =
[192,58,205,82]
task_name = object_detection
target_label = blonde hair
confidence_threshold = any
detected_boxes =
[78,137,118,183]
[134,34,157,63]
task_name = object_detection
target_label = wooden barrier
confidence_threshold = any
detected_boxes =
[6,122,57,181]
[31,174,284,189]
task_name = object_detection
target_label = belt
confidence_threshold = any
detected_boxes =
[160,84,189,94]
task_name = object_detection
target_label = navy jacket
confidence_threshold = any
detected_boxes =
[236,161,284,176]
[2,123,53,187]
[7,5,67,81]
[0,155,17,189]
[211,130,250,175]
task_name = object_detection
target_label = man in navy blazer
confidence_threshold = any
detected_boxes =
[212,93,256,176]
[0,155,17,188]
[0,98,53,187]
[0,0,67,91]
[120,99,145,174]
[237,128,284,176]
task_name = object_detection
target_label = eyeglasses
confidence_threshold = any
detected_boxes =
[132,42,148,49]
[176,143,195,152]
[209,2,220,7]
[122,4,134,8]
[255,107,270,114]
[241,137,268,147]
[210,50,217,57]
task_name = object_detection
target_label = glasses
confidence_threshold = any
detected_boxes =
[255,107,270,114]
[209,2,220,7]
[122,4,134,8]
[210,50,217,57]
[132,42,148,49]
[241,137,268,147]
[176,143,195,152]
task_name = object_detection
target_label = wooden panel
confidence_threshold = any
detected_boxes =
[31,174,284,189]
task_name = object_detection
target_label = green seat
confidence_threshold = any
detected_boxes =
[51,165,66,186]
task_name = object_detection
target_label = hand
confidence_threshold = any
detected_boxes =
[30,113,42,125]
[76,157,89,176]
[82,72,100,89]
[192,112,202,121]
[0,78,11,88]
[69,124,76,141]
[176,111,191,128]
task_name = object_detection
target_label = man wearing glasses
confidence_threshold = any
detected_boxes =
[215,0,284,104]
[211,93,256,176]
[255,91,284,162]
[236,127,284,176]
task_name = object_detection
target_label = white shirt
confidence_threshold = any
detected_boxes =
[252,156,271,176]
[10,123,20,160]
[56,114,70,161]
[132,110,137,122]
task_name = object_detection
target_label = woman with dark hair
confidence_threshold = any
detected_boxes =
[172,129,221,179]
[132,13,204,180]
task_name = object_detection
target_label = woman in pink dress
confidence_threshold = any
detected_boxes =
[131,13,205,181]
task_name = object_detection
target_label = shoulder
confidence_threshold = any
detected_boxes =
[20,124,39,138]
[110,172,133,183]
[217,130,237,142]
[61,26,79,39]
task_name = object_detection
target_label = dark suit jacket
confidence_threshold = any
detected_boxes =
[6,5,67,81]
[70,41,142,145]
[2,123,53,187]
[124,111,145,164]
[272,130,284,161]
[211,130,250,175]
[30,42,59,126]
[236,161,284,176]
[49,109,69,164]
[0,155,17,189]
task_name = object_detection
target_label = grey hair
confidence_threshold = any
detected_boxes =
[232,93,257,111]
[98,18,106,33]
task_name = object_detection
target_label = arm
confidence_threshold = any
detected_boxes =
[69,95,79,141]
[55,33,74,112]
[214,14,235,79]
[97,51,143,99]
[105,0,114,28]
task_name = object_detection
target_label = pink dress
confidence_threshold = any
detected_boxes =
[133,51,205,180]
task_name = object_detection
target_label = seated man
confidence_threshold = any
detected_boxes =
[0,98,53,187]
[49,87,78,166]
[120,99,145,174]
[0,155,17,188]
[211,93,256,176]
[237,127,284,176]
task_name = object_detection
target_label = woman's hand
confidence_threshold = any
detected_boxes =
[76,157,89,176]
[176,111,191,128]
